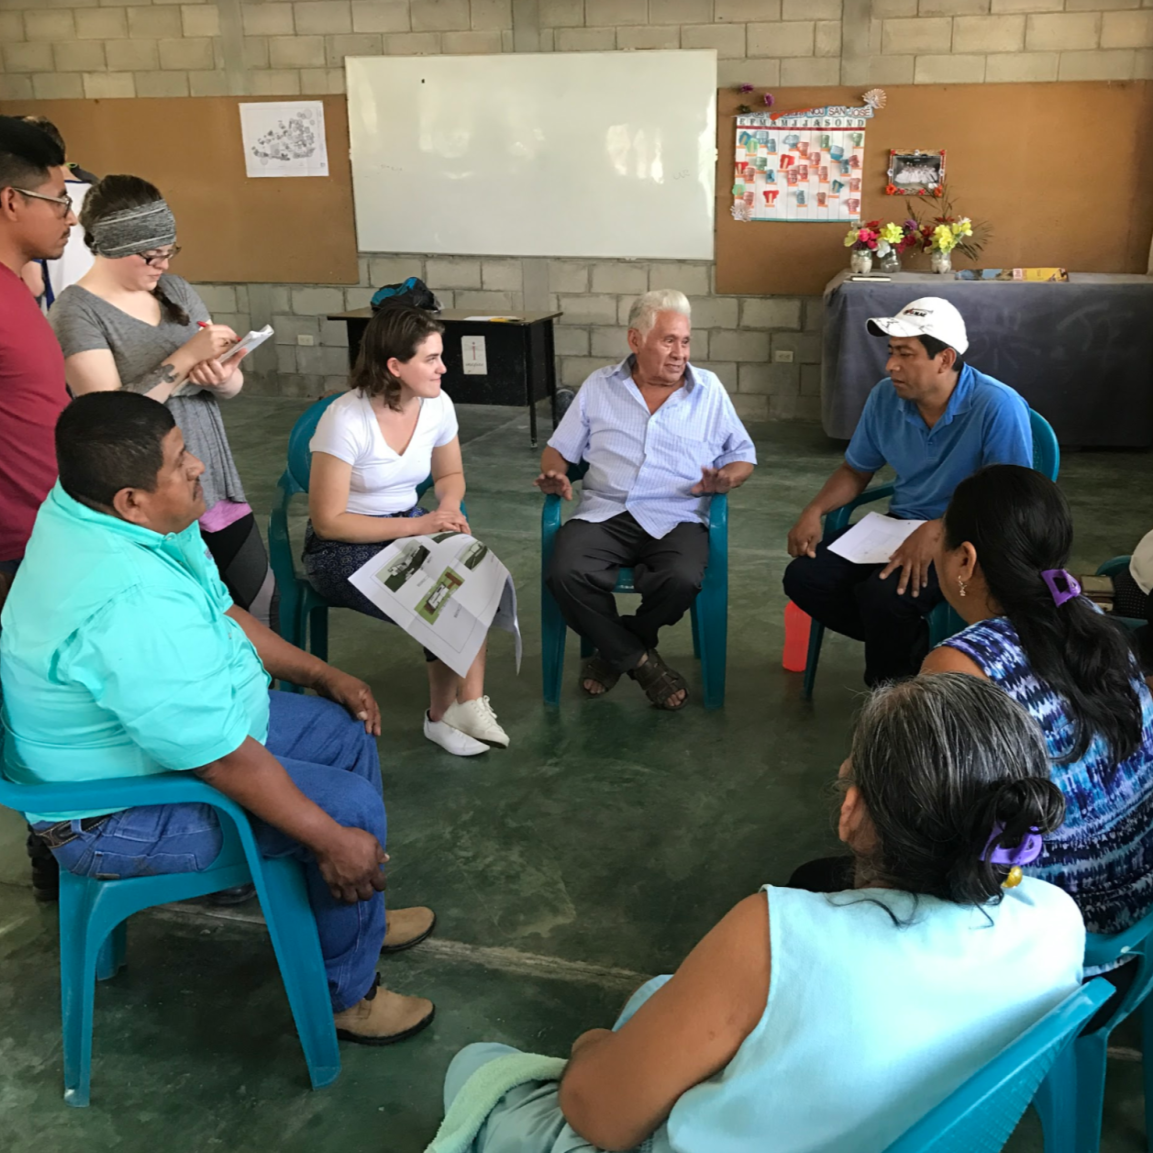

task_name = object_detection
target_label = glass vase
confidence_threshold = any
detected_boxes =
[878,248,902,274]
[930,249,953,275]
[849,250,873,274]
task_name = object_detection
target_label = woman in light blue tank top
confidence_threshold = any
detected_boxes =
[436,674,1084,1153]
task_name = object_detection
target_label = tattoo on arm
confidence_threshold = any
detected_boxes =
[133,362,179,392]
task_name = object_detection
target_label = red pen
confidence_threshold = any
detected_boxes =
[197,321,210,328]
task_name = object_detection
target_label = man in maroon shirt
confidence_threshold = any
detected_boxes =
[0,117,76,902]
[0,116,75,604]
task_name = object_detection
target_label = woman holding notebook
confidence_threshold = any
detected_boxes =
[49,174,278,629]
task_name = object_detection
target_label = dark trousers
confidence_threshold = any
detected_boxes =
[546,512,709,674]
[782,524,943,685]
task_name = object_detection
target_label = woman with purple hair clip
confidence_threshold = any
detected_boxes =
[923,463,1153,943]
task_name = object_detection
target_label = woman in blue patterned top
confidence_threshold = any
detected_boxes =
[923,464,1153,935]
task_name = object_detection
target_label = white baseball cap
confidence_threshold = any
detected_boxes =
[866,297,969,355]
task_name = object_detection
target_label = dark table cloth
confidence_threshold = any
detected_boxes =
[821,271,1153,448]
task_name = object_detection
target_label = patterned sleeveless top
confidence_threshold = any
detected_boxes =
[943,616,1153,935]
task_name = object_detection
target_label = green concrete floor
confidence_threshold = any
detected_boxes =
[0,398,1149,1152]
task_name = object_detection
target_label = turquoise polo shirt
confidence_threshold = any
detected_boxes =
[845,364,1032,521]
[0,483,270,822]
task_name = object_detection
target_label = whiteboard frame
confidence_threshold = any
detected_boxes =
[346,51,718,260]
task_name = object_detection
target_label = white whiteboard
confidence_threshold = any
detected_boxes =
[346,51,717,260]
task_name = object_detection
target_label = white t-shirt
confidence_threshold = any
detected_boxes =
[309,389,459,516]
[41,181,94,312]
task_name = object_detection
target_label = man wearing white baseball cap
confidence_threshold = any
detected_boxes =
[783,297,1032,685]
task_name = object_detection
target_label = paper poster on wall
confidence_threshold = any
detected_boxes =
[462,335,488,375]
[732,90,885,225]
[239,101,329,178]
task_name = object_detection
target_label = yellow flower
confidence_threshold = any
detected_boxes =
[844,230,858,247]
[879,222,903,244]
[932,223,958,253]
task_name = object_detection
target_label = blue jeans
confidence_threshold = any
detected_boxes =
[46,690,387,1012]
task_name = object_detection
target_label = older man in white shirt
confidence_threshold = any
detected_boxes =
[535,289,756,710]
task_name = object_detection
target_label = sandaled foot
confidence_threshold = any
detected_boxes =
[628,650,689,710]
[580,653,621,697]
[381,906,437,955]
[334,977,435,1046]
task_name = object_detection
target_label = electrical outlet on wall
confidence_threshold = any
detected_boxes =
[297,334,316,347]
[774,349,794,363]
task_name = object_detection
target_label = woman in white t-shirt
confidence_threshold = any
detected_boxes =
[305,306,508,756]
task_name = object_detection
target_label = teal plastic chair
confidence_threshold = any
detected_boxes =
[541,463,728,710]
[1034,908,1153,1153]
[882,979,1112,1153]
[1096,555,1147,633]
[0,769,339,1106]
[801,408,1060,698]
[268,394,448,684]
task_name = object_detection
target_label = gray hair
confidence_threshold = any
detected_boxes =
[846,673,1064,908]
[627,289,691,337]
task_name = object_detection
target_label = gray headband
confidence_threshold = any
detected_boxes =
[89,200,177,258]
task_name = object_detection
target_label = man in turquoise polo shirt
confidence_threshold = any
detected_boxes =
[0,392,436,1046]
[783,298,1032,685]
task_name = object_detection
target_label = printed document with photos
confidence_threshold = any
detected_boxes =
[349,532,521,678]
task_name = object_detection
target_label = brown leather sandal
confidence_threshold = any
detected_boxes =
[580,653,621,697]
[628,650,689,710]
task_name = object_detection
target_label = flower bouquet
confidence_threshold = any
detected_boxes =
[907,189,989,273]
[845,219,920,273]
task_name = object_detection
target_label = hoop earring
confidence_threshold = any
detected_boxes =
[958,578,967,598]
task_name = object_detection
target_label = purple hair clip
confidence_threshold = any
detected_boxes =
[982,823,1043,867]
[1041,569,1081,607]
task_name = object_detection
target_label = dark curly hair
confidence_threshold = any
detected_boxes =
[350,306,445,412]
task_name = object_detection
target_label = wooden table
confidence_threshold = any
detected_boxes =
[328,308,563,447]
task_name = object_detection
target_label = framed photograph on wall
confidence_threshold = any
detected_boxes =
[886,150,946,196]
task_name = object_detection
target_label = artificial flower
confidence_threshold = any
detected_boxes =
[885,183,897,195]
[764,93,775,106]
[739,83,755,93]
[933,186,944,197]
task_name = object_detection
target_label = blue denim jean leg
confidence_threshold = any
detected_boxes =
[48,689,387,1012]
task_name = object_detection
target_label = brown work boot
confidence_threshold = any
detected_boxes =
[333,979,435,1046]
[381,905,437,954]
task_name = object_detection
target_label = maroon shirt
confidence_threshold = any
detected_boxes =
[0,263,67,561]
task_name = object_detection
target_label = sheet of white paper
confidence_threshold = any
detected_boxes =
[240,102,329,178]
[461,316,522,322]
[461,335,488,375]
[348,532,520,678]
[827,511,926,566]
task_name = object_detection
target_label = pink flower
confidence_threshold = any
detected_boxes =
[763,93,775,107]
[739,83,755,93]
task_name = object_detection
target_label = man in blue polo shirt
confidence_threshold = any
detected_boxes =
[783,297,1031,685]
[0,392,437,1047]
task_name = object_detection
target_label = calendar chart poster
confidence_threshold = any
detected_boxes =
[732,105,874,224]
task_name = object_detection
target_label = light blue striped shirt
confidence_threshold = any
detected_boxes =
[549,357,757,539]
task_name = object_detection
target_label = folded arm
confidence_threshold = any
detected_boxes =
[559,893,771,1150]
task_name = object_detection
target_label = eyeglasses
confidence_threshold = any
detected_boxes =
[12,187,74,215]
[140,247,181,267]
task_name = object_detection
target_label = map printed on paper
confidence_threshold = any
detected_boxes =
[732,91,884,224]
[239,101,329,178]
[349,532,521,678]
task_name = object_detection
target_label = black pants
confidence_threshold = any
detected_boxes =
[782,524,943,685]
[546,512,709,674]
[202,512,279,634]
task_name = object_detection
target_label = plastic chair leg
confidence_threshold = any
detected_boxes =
[308,605,329,663]
[541,584,568,707]
[691,600,702,659]
[1072,1030,1111,1153]
[255,856,340,1090]
[1034,1043,1078,1153]
[58,876,99,1108]
[1142,996,1153,1153]
[579,634,594,659]
[694,593,726,710]
[802,620,825,700]
[95,920,127,982]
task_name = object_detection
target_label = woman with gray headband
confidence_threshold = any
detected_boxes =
[49,174,278,631]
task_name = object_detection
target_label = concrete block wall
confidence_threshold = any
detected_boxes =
[6,0,1153,419]
[196,257,823,422]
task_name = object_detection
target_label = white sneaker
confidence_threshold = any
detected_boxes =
[441,696,511,748]
[423,711,489,757]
